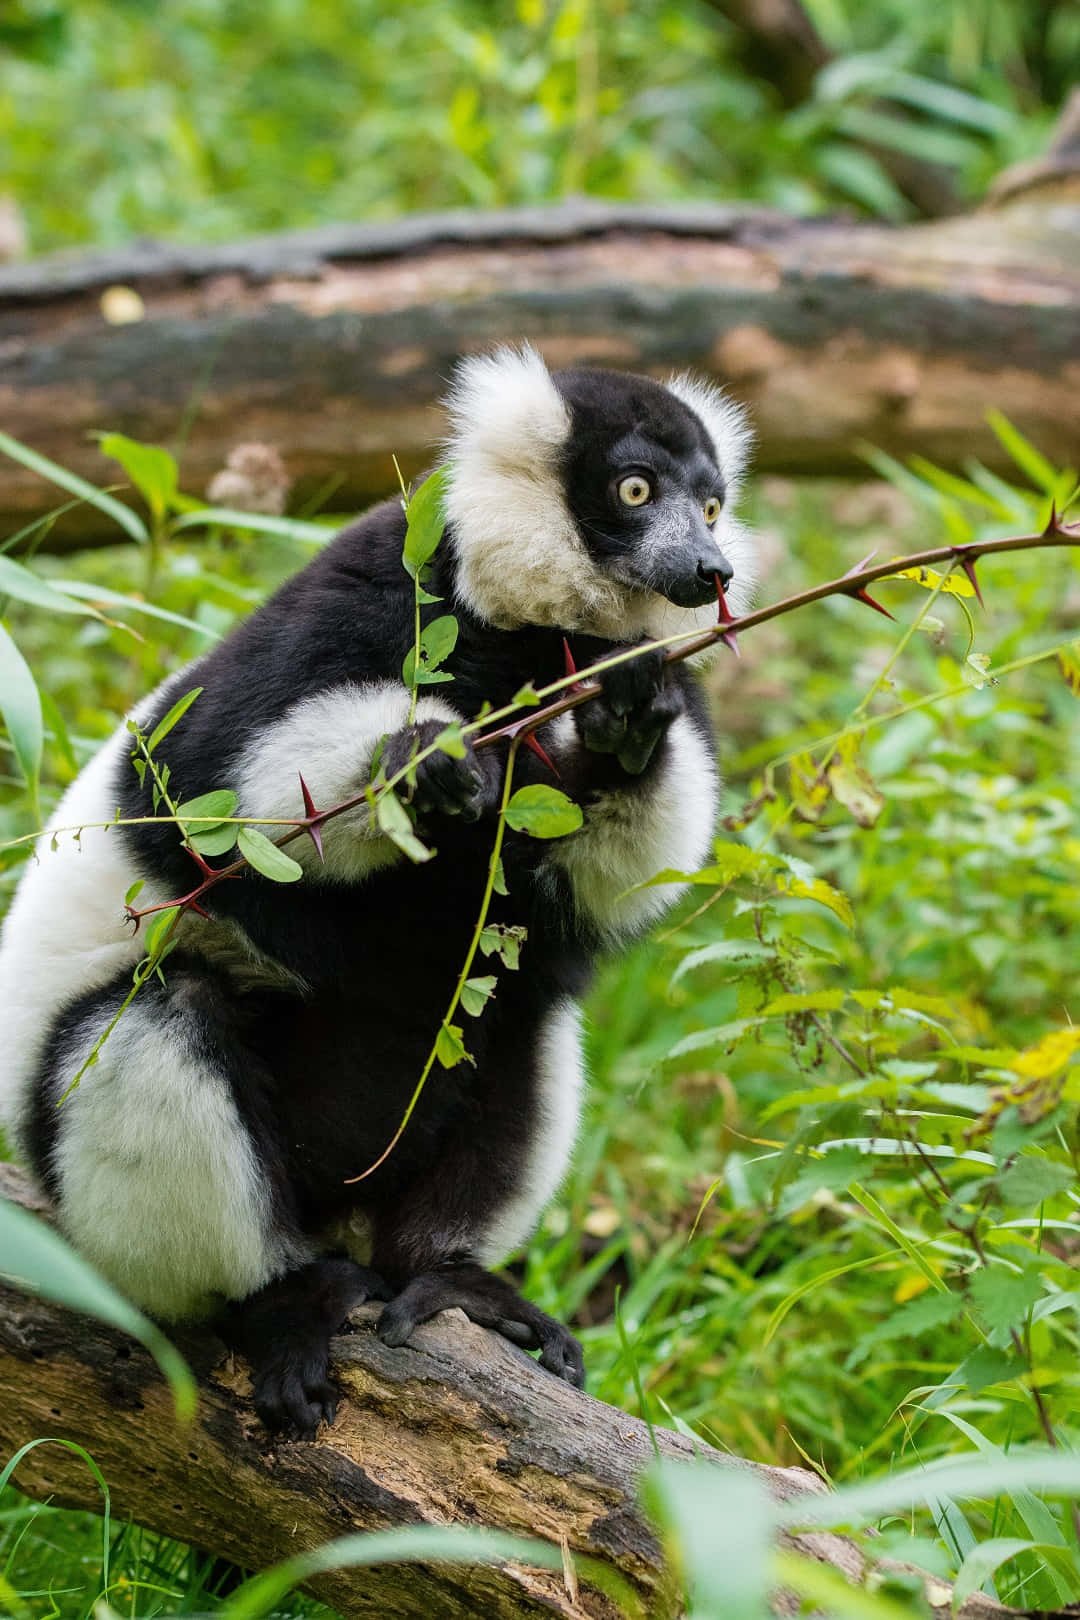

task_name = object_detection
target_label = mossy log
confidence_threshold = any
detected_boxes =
[1,162,1078,546]
[0,1164,1055,1619]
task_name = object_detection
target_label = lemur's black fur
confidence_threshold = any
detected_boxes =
[4,353,753,1438]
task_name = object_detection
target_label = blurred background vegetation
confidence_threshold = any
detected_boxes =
[3,0,1080,1615]
[1,0,1079,255]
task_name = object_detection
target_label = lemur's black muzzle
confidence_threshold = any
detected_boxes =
[657,547,734,609]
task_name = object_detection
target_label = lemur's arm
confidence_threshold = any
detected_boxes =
[539,649,719,941]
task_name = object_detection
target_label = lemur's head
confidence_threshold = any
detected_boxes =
[444,346,754,641]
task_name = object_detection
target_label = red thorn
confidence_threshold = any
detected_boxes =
[715,573,739,654]
[188,901,212,920]
[523,731,561,780]
[850,585,896,621]
[955,551,985,609]
[298,771,325,862]
[1043,502,1060,538]
[563,636,577,680]
[185,844,216,877]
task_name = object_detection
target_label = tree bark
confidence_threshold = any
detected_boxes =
[0,1165,1055,1619]
[2,181,1079,548]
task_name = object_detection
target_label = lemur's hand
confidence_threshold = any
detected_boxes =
[382,720,494,822]
[575,645,684,775]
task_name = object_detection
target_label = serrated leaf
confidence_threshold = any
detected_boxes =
[968,1266,1043,1333]
[146,687,204,756]
[0,623,42,812]
[98,432,179,523]
[858,1287,964,1355]
[761,989,846,1016]
[670,939,772,986]
[505,785,582,839]
[461,975,497,1017]
[1013,1028,1080,1081]
[956,1345,1027,1395]
[402,466,449,579]
[237,826,304,883]
[435,1020,471,1069]
[376,786,434,864]
[777,871,854,929]
[666,1020,757,1062]
[998,1155,1076,1212]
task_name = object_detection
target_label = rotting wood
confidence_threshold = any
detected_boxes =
[2,175,1079,547]
[0,1165,1064,1618]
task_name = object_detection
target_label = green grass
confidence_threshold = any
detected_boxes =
[2,444,1080,1612]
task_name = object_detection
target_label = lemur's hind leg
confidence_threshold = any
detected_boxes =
[377,1259,584,1386]
[218,1257,391,1437]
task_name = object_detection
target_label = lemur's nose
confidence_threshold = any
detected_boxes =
[697,552,734,591]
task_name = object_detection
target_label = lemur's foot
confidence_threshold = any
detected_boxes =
[377,1261,585,1388]
[382,720,492,822]
[576,644,684,775]
[220,1257,391,1439]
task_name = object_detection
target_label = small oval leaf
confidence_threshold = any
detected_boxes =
[237,826,304,883]
[504,785,582,839]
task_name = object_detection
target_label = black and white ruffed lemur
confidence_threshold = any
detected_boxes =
[0,348,755,1437]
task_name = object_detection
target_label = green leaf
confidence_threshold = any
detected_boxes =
[512,682,540,706]
[144,906,181,958]
[986,410,1060,495]
[956,1345,1027,1395]
[460,975,497,1017]
[123,879,145,907]
[0,554,104,618]
[671,939,772,986]
[146,687,204,755]
[856,1287,965,1356]
[491,857,508,896]
[178,788,240,855]
[403,614,459,687]
[0,1198,195,1419]
[50,580,220,639]
[666,1020,758,1062]
[969,1266,1044,1333]
[998,1154,1076,1212]
[952,1539,1040,1613]
[39,688,77,777]
[478,923,527,970]
[0,623,42,813]
[435,1021,471,1069]
[0,429,149,544]
[645,1462,773,1620]
[237,826,304,883]
[761,989,846,1015]
[376,786,434,864]
[97,432,179,523]
[433,723,466,758]
[172,507,335,544]
[505,785,583,839]
[219,1527,575,1620]
[402,466,449,579]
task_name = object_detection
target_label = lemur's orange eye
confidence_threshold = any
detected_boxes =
[703,497,722,525]
[618,475,651,507]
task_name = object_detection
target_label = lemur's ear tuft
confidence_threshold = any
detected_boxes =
[445,345,570,470]
[665,374,754,497]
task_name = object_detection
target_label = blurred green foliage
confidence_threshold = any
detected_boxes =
[1,0,1077,253]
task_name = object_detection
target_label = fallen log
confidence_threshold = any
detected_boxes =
[1,140,1078,547]
[0,1164,1055,1619]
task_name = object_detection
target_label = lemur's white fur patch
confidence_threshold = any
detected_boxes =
[0,720,155,1157]
[233,682,460,882]
[446,345,756,639]
[53,990,310,1319]
[478,999,585,1264]
[549,712,718,938]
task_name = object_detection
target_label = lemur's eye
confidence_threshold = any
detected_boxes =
[618,475,651,507]
[703,496,723,525]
